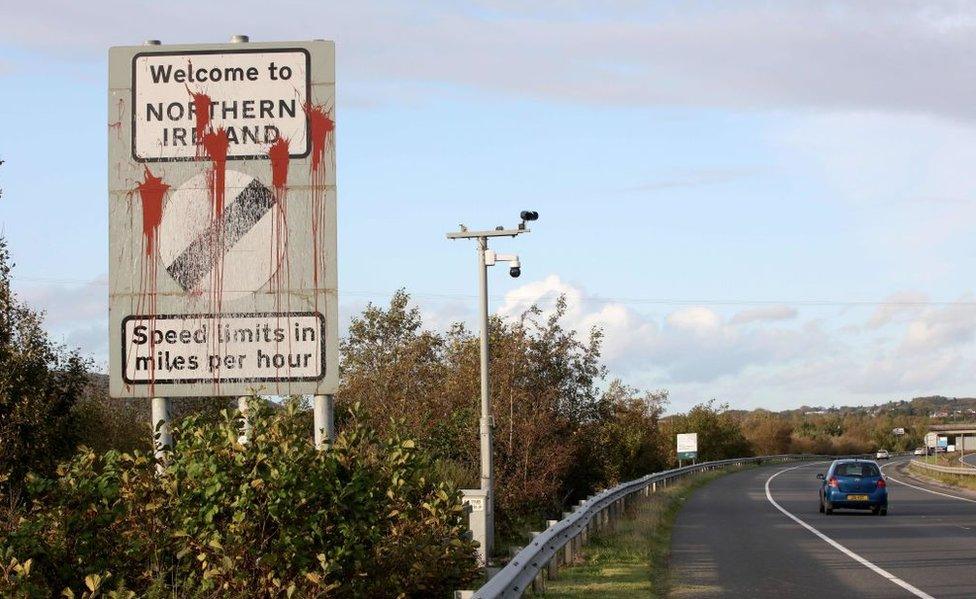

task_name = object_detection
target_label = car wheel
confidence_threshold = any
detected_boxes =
[825,503,833,515]
[871,506,880,515]
[880,507,887,516]
[819,499,825,514]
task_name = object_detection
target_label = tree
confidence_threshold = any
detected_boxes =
[663,400,751,462]
[0,234,89,501]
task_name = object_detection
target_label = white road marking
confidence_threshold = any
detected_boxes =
[881,461,976,504]
[765,465,935,599]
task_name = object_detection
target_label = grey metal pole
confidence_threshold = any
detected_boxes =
[313,394,336,449]
[151,396,171,471]
[477,236,494,561]
[238,396,252,444]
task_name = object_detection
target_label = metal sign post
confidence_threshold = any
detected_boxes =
[448,211,538,566]
[108,36,339,450]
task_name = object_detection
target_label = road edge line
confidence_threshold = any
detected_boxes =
[765,464,934,599]
[881,460,976,504]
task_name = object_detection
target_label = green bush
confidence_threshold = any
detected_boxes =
[0,399,478,598]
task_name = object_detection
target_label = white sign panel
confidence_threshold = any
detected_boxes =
[133,49,310,161]
[677,433,698,453]
[109,40,338,398]
[122,313,323,384]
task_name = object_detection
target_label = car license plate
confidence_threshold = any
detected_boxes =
[847,494,869,501]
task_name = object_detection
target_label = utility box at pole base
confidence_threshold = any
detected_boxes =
[107,39,339,398]
[461,488,491,566]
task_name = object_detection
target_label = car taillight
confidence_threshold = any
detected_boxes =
[828,476,839,488]
[877,478,886,489]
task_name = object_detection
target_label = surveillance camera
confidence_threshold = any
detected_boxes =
[509,266,521,278]
[520,210,539,222]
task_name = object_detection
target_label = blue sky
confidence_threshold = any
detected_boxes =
[4,1,976,412]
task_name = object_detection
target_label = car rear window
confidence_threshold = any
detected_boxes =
[835,463,880,477]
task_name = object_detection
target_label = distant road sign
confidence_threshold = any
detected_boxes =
[109,40,338,398]
[677,433,698,461]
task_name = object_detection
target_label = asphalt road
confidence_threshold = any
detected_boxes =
[670,459,976,598]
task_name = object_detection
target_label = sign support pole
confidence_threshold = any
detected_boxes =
[238,396,252,444]
[151,396,171,472]
[313,394,336,448]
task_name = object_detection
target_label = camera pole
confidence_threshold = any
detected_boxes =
[476,234,494,562]
[447,211,538,567]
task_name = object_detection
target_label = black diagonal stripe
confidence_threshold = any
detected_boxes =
[166,178,276,292]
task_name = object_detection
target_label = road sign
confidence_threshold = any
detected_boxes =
[938,436,949,448]
[109,40,338,398]
[677,433,698,461]
[925,432,938,448]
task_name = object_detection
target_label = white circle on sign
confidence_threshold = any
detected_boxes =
[157,170,281,302]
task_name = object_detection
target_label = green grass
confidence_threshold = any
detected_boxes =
[908,461,976,492]
[543,470,729,599]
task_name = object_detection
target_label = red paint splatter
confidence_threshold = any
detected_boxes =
[266,138,291,309]
[302,101,335,292]
[136,166,169,256]
[186,82,212,145]
[303,101,334,174]
[202,128,229,217]
[131,166,169,394]
[268,138,290,191]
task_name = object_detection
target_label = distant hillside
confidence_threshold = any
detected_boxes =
[780,396,976,420]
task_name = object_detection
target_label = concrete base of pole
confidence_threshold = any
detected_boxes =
[313,394,335,449]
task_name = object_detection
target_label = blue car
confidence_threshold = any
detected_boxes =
[818,459,887,516]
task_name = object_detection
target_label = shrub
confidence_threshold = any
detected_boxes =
[0,399,478,598]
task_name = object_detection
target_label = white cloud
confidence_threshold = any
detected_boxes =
[15,275,109,367]
[730,305,797,325]
[5,2,976,119]
[866,291,930,329]
[496,275,976,410]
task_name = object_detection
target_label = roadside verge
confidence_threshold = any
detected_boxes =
[544,469,735,599]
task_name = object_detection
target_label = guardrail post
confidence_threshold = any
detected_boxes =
[564,527,574,565]
[544,519,560,574]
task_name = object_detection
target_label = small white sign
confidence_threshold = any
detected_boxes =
[122,313,323,384]
[677,433,698,453]
[133,49,310,161]
[464,497,485,512]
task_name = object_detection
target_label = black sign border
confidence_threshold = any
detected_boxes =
[121,311,326,385]
[130,48,314,163]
